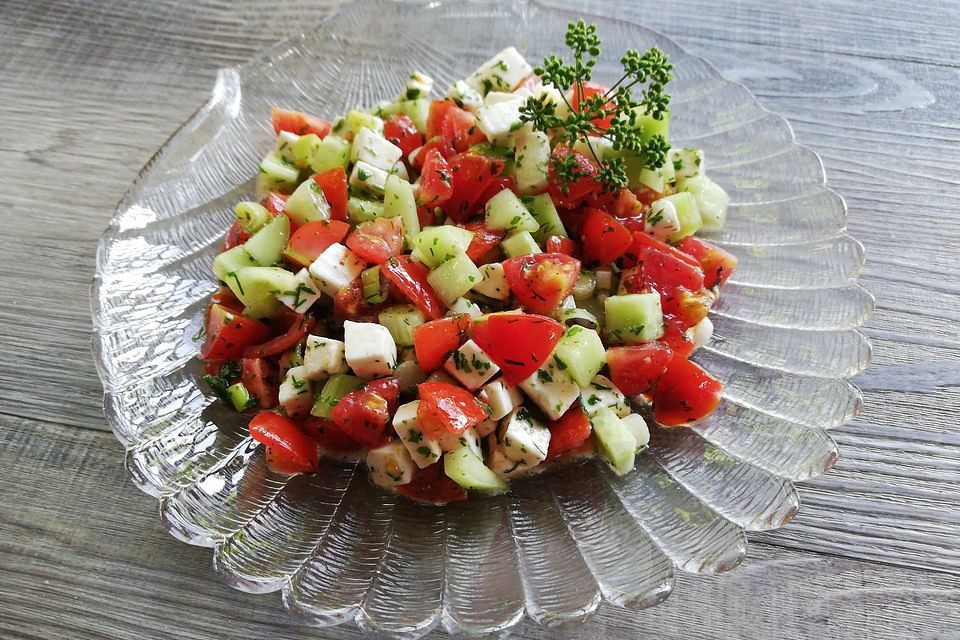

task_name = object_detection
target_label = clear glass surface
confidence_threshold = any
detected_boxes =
[91,0,872,636]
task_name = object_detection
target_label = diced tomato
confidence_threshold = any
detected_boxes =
[660,288,711,328]
[313,167,348,222]
[652,358,723,427]
[442,106,486,152]
[502,253,581,315]
[462,222,504,262]
[331,385,393,448]
[413,315,471,371]
[633,187,663,207]
[471,313,565,384]
[624,231,701,270]
[241,357,279,408]
[271,107,331,138]
[334,278,386,323]
[211,287,244,313]
[397,463,467,504]
[346,216,405,264]
[382,255,447,320]
[249,412,319,473]
[547,146,603,209]
[580,208,633,267]
[243,314,315,359]
[607,344,674,396]
[364,377,401,413]
[417,381,489,438]
[299,416,361,453]
[441,152,506,222]
[412,136,455,169]
[621,233,705,294]
[427,100,458,139]
[384,113,423,157]
[282,219,350,267]
[545,235,576,257]
[261,192,288,216]
[679,237,738,289]
[546,406,592,460]
[417,205,436,229]
[611,189,646,231]
[222,221,250,251]
[659,317,695,359]
[418,149,454,207]
[571,81,615,132]
[200,304,273,361]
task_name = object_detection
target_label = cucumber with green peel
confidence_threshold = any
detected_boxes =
[382,174,420,242]
[678,174,728,231]
[347,197,385,224]
[411,226,474,268]
[257,151,300,194]
[501,231,541,257]
[290,133,320,168]
[522,193,567,243]
[212,245,259,282]
[243,296,282,320]
[305,134,351,174]
[332,109,384,139]
[378,305,426,347]
[443,445,508,494]
[590,407,637,475]
[484,189,539,233]
[552,325,606,386]
[634,109,669,145]
[234,201,271,234]
[228,266,298,309]
[427,252,483,306]
[361,266,387,304]
[284,178,331,226]
[658,192,702,242]
[373,99,431,132]
[604,293,665,343]
[226,382,255,412]
[311,373,365,418]
[242,213,290,266]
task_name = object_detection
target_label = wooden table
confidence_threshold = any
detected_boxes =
[2,1,958,638]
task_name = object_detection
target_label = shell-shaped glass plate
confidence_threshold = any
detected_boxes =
[91,0,872,636]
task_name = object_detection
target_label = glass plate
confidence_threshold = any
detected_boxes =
[91,0,873,636]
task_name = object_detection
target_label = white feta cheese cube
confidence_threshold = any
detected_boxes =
[351,127,403,171]
[366,440,415,486]
[437,426,483,459]
[495,407,550,466]
[278,365,313,417]
[514,130,550,195]
[472,262,511,300]
[389,161,409,181]
[620,413,650,450]
[447,297,482,317]
[475,95,525,142]
[308,243,365,296]
[487,445,532,479]
[443,339,500,390]
[477,379,522,420]
[465,46,533,95]
[644,198,681,241]
[670,147,704,182]
[580,375,630,418]
[483,91,522,106]
[446,79,483,112]
[274,130,300,163]
[403,71,434,100]
[685,316,714,352]
[303,335,348,380]
[519,358,581,421]
[349,160,390,196]
[474,418,498,438]
[343,320,397,378]
[392,400,442,468]
[275,268,322,314]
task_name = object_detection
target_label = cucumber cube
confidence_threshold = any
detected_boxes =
[234,201,270,234]
[378,305,426,348]
[373,99,431,133]
[426,252,482,306]
[604,293,664,343]
[501,231,541,257]
[552,325,606,387]
[347,197,385,224]
[229,266,298,309]
[257,150,300,194]
[382,174,420,241]
[635,109,670,145]
[678,174,729,231]
[444,445,508,494]
[311,373,364,418]
[305,134,351,174]
[660,192,702,242]
[591,408,637,476]
[513,130,550,195]
[284,178,331,226]
[225,382,254,412]
[484,188,539,233]
[213,245,259,282]
[412,226,474,268]
[333,109,383,140]
[291,133,320,169]
[522,193,567,243]
[243,213,290,266]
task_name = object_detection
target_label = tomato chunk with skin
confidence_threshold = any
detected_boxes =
[571,81,615,132]
[471,313,566,385]
[546,405,592,460]
[313,167,348,222]
[223,221,250,251]
[418,149,454,207]
[607,344,674,396]
[442,153,506,222]
[622,247,705,294]
[200,304,273,361]
[679,236,738,289]
[242,357,279,408]
[334,278,387,323]
[346,216,405,264]
[249,412,319,473]
[331,383,395,448]
[283,219,350,268]
[271,107,332,138]
[624,231,701,270]
[364,377,401,414]
[653,357,723,427]
[243,314,316,359]
[417,381,489,438]
[545,235,576,257]
[397,462,467,504]
[383,113,423,157]
[413,315,471,372]
[382,255,447,320]
[502,253,581,315]
[580,208,633,267]
[659,317,696,359]
[299,416,362,453]
[660,288,711,329]
[462,222,504,263]
[547,146,603,209]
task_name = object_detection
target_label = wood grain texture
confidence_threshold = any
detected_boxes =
[1,0,959,637]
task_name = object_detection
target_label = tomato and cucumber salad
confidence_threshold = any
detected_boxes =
[197,37,735,504]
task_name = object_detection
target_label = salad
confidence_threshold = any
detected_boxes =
[198,22,737,504]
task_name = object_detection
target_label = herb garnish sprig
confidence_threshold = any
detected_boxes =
[519,20,674,194]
